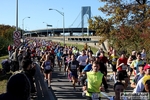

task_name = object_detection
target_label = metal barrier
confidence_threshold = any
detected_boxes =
[34,62,56,100]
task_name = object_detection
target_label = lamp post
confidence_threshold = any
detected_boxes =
[49,8,65,46]
[22,17,30,31]
[16,0,18,31]
[22,17,30,39]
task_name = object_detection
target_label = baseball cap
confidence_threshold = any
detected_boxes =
[144,64,150,71]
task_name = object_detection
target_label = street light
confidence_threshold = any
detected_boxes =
[49,8,65,45]
[22,17,30,31]
[22,17,30,39]
[16,0,18,31]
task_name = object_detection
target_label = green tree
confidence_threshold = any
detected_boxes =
[0,24,16,56]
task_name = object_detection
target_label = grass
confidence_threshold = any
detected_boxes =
[59,42,98,54]
[0,55,11,94]
[0,73,12,94]
[0,55,9,69]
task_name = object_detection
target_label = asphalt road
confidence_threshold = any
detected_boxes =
[34,61,134,100]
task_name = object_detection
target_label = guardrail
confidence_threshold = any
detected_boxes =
[34,62,56,100]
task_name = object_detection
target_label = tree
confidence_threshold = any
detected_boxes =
[88,16,114,44]
[88,0,150,60]
[0,24,16,56]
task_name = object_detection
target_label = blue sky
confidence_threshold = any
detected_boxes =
[0,0,106,31]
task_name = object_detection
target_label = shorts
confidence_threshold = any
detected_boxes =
[112,64,117,72]
[117,70,128,80]
[70,73,78,79]
[44,69,52,74]
[64,62,68,66]
[57,57,62,61]
[79,65,86,72]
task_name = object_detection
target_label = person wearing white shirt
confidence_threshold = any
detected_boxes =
[133,64,150,93]
[76,50,88,85]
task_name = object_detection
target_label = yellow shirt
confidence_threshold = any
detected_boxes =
[86,71,103,97]
[110,54,118,65]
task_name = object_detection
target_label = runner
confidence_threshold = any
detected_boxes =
[41,54,53,88]
[127,50,137,76]
[67,54,79,91]
[76,50,88,85]
[131,64,145,90]
[133,64,150,93]
[130,52,145,77]
[56,48,63,71]
[116,51,129,89]
[82,61,103,100]
[62,50,69,76]
[109,49,118,83]
[81,57,95,86]
[109,82,127,100]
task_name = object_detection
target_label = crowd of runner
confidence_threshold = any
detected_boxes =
[0,37,150,100]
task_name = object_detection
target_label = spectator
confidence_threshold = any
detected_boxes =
[10,48,19,72]
[17,50,24,70]
[8,45,12,59]
[21,58,36,96]
[1,58,11,74]
[0,73,31,100]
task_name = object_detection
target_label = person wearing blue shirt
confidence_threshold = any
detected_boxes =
[83,63,92,72]
[56,49,63,71]
[81,58,95,86]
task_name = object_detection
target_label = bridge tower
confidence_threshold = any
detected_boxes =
[81,6,91,36]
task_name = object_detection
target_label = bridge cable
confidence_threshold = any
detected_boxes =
[69,11,81,28]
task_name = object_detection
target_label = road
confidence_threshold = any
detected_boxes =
[33,57,134,100]
[47,64,134,100]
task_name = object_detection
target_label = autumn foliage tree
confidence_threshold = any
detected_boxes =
[0,24,15,55]
[89,0,150,61]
